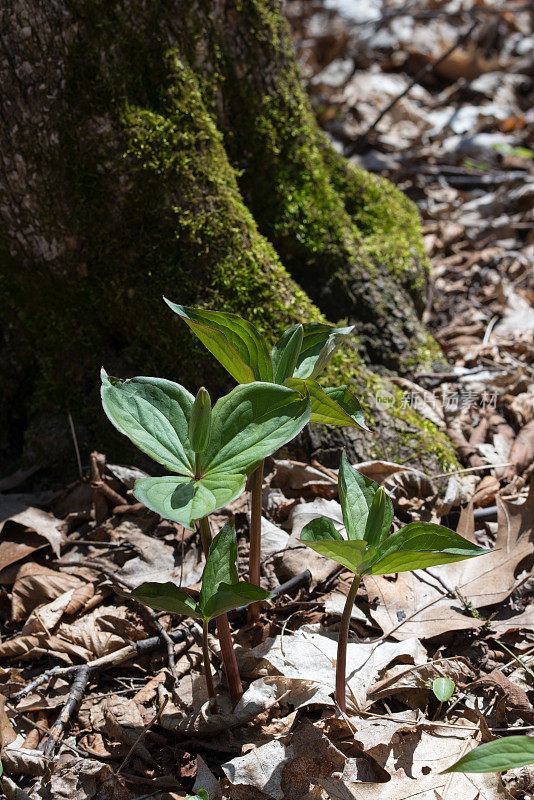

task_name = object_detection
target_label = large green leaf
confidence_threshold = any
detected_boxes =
[125,581,202,618]
[164,301,273,383]
[338,452,385,541]
[101,370,195,475]
[203,581,271,620]
[199,520,239,611]
[444,736,534,773]
[133,474,246,530]
[300,517,371,574]
[292,323,354,380]
[363,487,394,548]
[367,522,489,575]
[271,324,303,384]
[202,382,311,476]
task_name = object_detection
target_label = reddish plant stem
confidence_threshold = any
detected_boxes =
[247,460,264,624]
[336,573,361,714]
[198,515,243,707]
[202,618,217,712]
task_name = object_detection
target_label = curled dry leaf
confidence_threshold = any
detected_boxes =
[0,499,64,558]
[160,676,332,736]
[11,564,85,623]
[271,459,337,498]
[250,624,426,710]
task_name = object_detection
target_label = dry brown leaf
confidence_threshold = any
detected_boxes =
[366,482,534,639]
[0,499,64,558]
[350,460,414,485]
[222,721,384,800]
[103,695,154,764]
[160,676,332,736]
[508,418,534,478]
[11,564,84,623]
[249,624,426,710]
[194,755,223,800]
[28,753,120,799]
[56,606,134,659]
[1,734,48,776]
[271,459,337,498]
[338,727,509,799]
[114,523,204,588]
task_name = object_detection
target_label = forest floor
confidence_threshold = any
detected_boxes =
[0,1,532,799]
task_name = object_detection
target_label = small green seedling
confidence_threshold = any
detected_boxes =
[125,520,269,711]
[300,452,489,713]
[432,677,455,703]
[186,791,209,800]
[101,370,309,705]
[444,736,534,773]
[165,302,369,619]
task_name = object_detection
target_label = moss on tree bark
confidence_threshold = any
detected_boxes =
[0,0,456,477]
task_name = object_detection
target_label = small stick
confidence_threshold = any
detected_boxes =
[248,461,264,624]
[41,664,91,757]
[116,696,169,776]
[67,411,83,480]
[11,626,192,703]
[346,19,480,154]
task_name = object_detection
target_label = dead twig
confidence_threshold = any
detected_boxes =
[116,696,169,776]
[345,18,480,154]
[40,663,91,757]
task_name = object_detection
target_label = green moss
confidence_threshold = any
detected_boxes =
[0,0,452,477]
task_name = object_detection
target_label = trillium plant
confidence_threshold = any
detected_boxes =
[123,520,269,712]
[164,301,370,620]
[101,369,310,703]
[300,452,489,712]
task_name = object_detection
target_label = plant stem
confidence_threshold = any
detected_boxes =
[202,618,217,712]
[198,515,243,707]
[247,460,264,624]
[336,573,361,714]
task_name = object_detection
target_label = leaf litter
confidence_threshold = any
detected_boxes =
[1,0,533,797]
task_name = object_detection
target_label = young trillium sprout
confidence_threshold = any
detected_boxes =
[101,369,309,705]
[300,452,490,713]
[123,520,269,712]
[165,301,370,621]
[432,677,455,703]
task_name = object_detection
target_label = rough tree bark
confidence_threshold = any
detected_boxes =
[0,0,455,476]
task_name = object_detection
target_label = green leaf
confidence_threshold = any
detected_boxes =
[285,379,368,430]
[338,452,386,542]
[125,581,202,618]
[203,581,271,619]
[101,370,195,475]
[133,474,246,530]
[292,323,354,380]
[164,301,273,383]
[199,520,239,611]
[186,790,210,800]
[300,518,371,574]
[321,386,370,430]
[367,522,489,575]
[444,736,534,773]
[363,487,393,548]
[432,677,455,702]
[201,382,311,476]
[271,324,304,384]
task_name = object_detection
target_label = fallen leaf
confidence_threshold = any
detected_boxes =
[250,624,427,710]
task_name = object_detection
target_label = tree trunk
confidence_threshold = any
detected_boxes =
[0,0,455,476]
